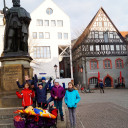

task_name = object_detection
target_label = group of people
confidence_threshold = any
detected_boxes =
[16,75,81,128]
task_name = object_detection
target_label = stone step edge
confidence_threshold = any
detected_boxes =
[0,115,14,119]
[0,107,22,110]
[0,123,13,126]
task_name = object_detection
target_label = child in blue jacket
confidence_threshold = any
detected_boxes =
[65,82,80,128]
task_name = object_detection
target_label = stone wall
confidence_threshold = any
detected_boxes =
[73,56,128,88]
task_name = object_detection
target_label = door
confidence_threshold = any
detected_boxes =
[105,77,111,87]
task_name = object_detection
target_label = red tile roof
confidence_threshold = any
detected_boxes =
[120,31,128,38]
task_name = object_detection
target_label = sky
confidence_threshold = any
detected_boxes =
[0,0,128,39]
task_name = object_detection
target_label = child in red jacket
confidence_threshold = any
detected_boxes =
[16,82,35,109]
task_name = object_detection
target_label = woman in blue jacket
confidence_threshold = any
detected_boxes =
[65,82,81,128]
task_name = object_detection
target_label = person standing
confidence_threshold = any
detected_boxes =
[16,75,33,88]
[65,82,80,128]
[99,81,104,93]
[16,75,37,107]
[16,82,35,109]
[41,77,46,87]
[51,79,65,121]
[34,77,52,109]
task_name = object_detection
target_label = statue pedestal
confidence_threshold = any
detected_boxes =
[0,56,33,91]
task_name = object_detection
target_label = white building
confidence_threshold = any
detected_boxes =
[29,0,73,79]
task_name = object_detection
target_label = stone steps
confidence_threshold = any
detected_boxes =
[0,107,21,128]
[0,94,21,108]
[0,118,14,128]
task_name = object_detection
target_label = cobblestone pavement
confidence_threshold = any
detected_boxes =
[65,89,128,128]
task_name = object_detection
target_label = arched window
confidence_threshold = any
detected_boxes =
[90,59,99,70]
[89,77,98,85]
[103,59,112,69]
[115,59,124,69]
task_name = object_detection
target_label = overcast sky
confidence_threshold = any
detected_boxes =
[0,0,128,39]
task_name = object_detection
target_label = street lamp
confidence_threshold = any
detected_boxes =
[54,64,58,79]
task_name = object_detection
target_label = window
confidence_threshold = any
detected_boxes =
[33,32,37,39]
[45,32,50,39]
[51,20,56,26]
[101,45,105,51]
[105,45,110,51]
[104,32,108,42]
[44,20,49,26]
[99,32,103,38]
[89,77,98,85]
[111,45,114,51]
[46,8,53,15]
[115,59,124,69]
[96,45,99,51]
[90,45,94,51]
[39,32,44,39]
[90,60,99,70]
[34,46,51,59]
[103,59,112,69]
[109,32,113,38]
[64,33,68,39]
[120,45,126,51]
[58,32,62,39]
[116,45,120,50]
[95,32,98,38]
[57,20,63,27]
[36,19,43,26]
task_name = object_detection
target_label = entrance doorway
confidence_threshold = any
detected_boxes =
[105,77,111,87]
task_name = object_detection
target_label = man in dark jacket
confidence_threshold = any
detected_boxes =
[51,79,65,121]
[99,81,104,93]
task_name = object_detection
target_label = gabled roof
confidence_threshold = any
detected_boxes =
[31,0,69,18]
[120,31,128,38]
[72,7,125,50]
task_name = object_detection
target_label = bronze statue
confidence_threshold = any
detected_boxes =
[3,0,31,55]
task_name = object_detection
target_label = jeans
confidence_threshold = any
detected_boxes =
[68,108,76,128]
[54,100,63,116]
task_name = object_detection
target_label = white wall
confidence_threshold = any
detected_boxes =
[29,0,71,79]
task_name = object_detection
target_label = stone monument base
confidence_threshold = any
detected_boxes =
[0,56,33,91]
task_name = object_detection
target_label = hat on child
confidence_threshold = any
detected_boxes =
[54,79,59,83]
[42,77,46,80]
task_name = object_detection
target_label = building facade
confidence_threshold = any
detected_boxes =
[29,0,73,79]
[72,7,128,88]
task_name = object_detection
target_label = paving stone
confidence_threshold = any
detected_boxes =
[65,89,128,128]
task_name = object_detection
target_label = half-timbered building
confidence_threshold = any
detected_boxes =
[72,7,128,88]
